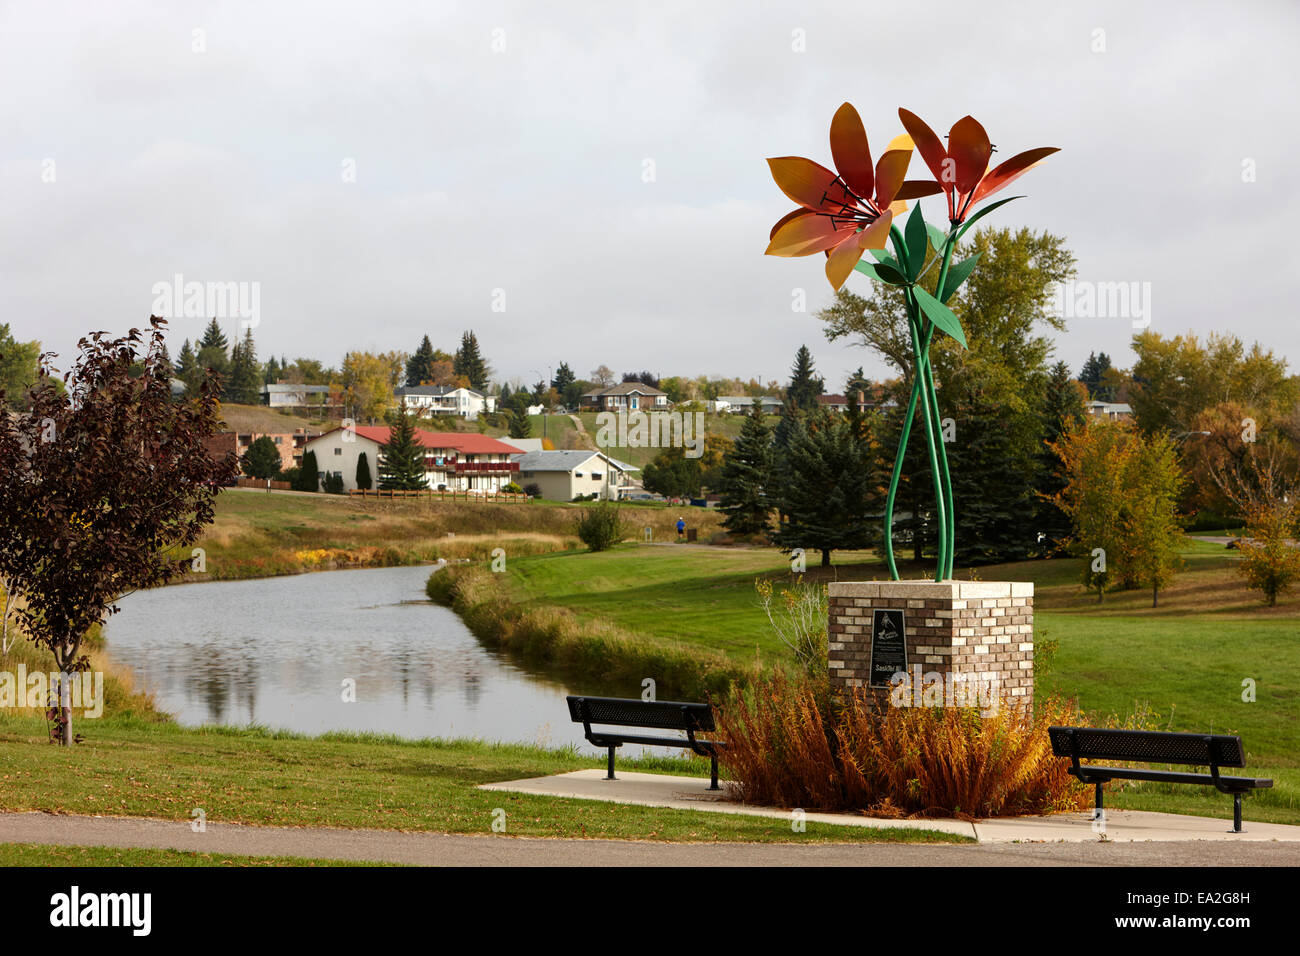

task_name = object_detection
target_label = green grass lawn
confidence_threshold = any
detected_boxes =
[492,540,1300,824]
[0,844,382,867]
[0,720,965,844]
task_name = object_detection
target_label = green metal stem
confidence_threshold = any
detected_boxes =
[882,369,922,581]
[907,297,948,582]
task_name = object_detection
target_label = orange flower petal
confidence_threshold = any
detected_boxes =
[971,146,1060,205]
[894,180,945,201]
[766,210,854,257]
[873,149,912,207]
[887,199,909,218]
[767,156,850,212]
[897,109,949,190]
[947,116,992,196]
[770,208,806,240]
[825,234,866,290]
[829,102,874,201]
[856,210,893,252]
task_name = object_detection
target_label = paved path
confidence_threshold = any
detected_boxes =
[4,813,1299,866]
[482,770,1300,844]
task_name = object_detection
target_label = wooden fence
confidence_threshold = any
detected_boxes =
[347,488,530,503]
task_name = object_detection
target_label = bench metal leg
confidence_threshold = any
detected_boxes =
[605,746,616,781]
[1231,793,1243,833]
[1094,782,1103,820]
[708,753,720,791]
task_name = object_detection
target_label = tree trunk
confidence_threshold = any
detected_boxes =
[59,669,72,746]
[821,549,831,568]
[1152,586,1158,608]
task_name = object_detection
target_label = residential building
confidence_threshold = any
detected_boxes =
[511,449,638,501]
[579,382,670,412]
[208,429,321,472]
[1085,401,1133,422]
[304,425,521,493]
[713,395,782,414]
[260,382,344,415]
[394,386,496,421]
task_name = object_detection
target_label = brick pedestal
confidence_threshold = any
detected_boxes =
[827,581,1034,716]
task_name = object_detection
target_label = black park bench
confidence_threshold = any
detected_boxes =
[1049,726,1273,833]
[566,696,726,791]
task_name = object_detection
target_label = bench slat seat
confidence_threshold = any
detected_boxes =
[567,695,726,790]
[1049,726,1273,832]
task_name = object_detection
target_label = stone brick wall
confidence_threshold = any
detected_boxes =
[827,581,1034,716]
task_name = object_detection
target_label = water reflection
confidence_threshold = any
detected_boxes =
[103,564,675,754]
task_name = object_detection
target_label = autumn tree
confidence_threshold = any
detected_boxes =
[1213,447,1300,606]
[0,323,41,409]
[0,319,237,744]
[343,350,404,422]
[1051,420,1185,604]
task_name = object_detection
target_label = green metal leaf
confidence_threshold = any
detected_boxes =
[854,259,908,285]
[904,203,928,280]
[955,196,1022,242]
[868,248,902,272]
[926,223,949,251]
[940,252,982,304]
[912,285,968,348]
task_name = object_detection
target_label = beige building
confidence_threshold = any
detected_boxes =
[512,450,638,501]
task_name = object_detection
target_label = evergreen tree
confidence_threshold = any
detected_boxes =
[717,399,773,537]
[355,451,373,491]
[507,406,532,439]
[1079,351,1112,399]
[264,355,280,385]
[175,339,200,394]
[500,382,512,405]
[453,331,490,392]
[241,435,282,481]
[785,345,824,413]
[198,318,229,354]
[227,328,261,404]
[196,319,230,395]
[552,363,576,402]
[379,405,428,490]
[297,450,321,492]
[406,335,437,387]
[1035,360,1087,554]
[771,409,880,567]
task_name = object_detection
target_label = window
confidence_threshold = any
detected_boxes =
[591,473,603,481]
[333,448,342,456]
[575,471,584,478]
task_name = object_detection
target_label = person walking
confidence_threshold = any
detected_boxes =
[676,516,686,541]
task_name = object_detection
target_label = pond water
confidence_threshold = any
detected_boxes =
[102,564,678,755]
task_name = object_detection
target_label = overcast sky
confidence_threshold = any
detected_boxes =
[2,0,1297,393]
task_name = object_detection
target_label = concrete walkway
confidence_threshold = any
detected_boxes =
[479,770,1300,844]
[5,812,1300,867]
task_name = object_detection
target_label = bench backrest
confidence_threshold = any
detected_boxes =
[1048,726,1246,768]
[567,696,715,732]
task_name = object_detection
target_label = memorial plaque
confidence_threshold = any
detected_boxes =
[868,608,908,687]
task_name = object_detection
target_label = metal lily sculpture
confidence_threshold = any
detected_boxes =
[766,103,1057,581]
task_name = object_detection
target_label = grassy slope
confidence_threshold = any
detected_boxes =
[493,540,1300,823]
[193,488,722,579]
[576,411,746,468]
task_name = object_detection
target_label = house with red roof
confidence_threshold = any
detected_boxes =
[304,425,521,493]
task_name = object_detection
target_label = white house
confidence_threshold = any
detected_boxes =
[395,386,496,421]
[713,395,782,414]
[512,449,638,501]
[1085,401,1133,422]
[305,425,521,493]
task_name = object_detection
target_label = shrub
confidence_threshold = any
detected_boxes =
[574,501,628,552]
[716,672,1090,818]
[502,481,523,494]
